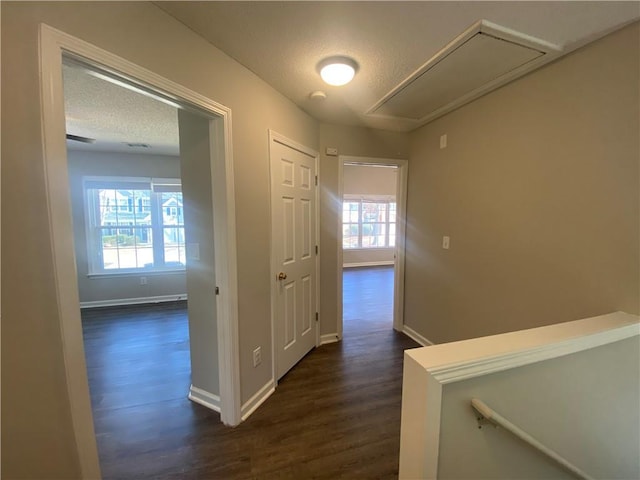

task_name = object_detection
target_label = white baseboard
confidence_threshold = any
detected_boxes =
[403,325,435,347]
[188,385,221,412]
[343,261,394,268]
[241,379,275,421]
[320,333,341,345]
[80,294,187,309]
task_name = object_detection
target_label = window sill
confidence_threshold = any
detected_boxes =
[342,247,395,251]
[87,269,185,279]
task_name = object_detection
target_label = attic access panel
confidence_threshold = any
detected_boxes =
[368,20,561,123]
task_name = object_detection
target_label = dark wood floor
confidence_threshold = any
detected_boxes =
[343,265,395,334]
[82,265,418,479]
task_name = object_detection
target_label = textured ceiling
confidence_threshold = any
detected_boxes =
[157,1,639,132]
[63,62,179,156]
[63,2,639,153]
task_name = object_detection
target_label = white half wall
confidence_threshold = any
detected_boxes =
[399,312,640,479]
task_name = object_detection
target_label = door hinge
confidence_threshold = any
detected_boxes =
[315,175,318,186]
[315,245,318,255]
[315,312,319,322]
[215,286,220,295]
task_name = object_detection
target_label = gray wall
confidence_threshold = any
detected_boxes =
[68,150,186,304]
[438,337,640,479]
[404,22,640,344]
[178,110,219,398]
[2,2,317,478]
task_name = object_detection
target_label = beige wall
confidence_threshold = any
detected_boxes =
[343,164,397,197]
[404,22,640,343]
[3,2,637,478]
[1,2,317,478]
[319,124,409,335]
[68,150,187,304]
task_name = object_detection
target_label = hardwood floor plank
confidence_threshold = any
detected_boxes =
[82,266,418,479]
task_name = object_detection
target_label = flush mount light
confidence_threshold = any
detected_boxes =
[318,56,357,86]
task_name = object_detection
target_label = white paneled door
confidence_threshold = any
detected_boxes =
[270,135,318,380]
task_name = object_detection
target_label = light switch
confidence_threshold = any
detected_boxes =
[188,243,200,260]
[440,134,447,149]
[442,236,450,249]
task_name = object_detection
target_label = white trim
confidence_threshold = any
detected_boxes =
[188,385,221,412]
[337,156,409,336]
[337,158,345,340]
[402,325,435,347]
[209,104,241,427]
[241,379,275,421]
[430,320,639,385]
[268,131,321,388]
[344,261,395,268]
[315,147,321,350]
[270,131,319,158]
[399,354,443,480]
[342,247,395,252]
[320,333,341,345]
[398,312,640,480]
[366,19,563,127]
[79,294,187,309]
[40,25,101,479]
[86,270,185,279]
[39,24,241,478]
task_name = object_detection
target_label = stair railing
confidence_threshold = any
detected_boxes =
[471,398,595,480]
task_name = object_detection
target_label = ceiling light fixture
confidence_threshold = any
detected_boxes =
[318,57,357,86]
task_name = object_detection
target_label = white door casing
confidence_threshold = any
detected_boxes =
[269,132,319,380]
[39,24,241,478]
[337,156,409,339]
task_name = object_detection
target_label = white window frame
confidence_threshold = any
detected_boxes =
[83,176,185,275]
[342,194,397,250]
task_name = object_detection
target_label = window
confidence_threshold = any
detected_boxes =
[342,197,396,249]
[84,177,185,273]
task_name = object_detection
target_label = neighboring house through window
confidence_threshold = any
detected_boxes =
[84,176,185,273]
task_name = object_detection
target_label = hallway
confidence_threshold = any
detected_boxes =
[82,266,418,479]
[343,265,395,335]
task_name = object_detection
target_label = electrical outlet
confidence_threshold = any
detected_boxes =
[253,347,262,367]
[442,236,450,250]
[140,276,147,285]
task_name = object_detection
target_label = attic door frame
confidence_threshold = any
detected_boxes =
[337,156,408,339]
[39,24,241,478]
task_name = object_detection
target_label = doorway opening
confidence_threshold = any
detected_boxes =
[40,24,240,477]
[62,57,223,475]
[337,157,408,339]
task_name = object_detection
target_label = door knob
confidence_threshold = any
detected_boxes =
[278,272,287,280]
